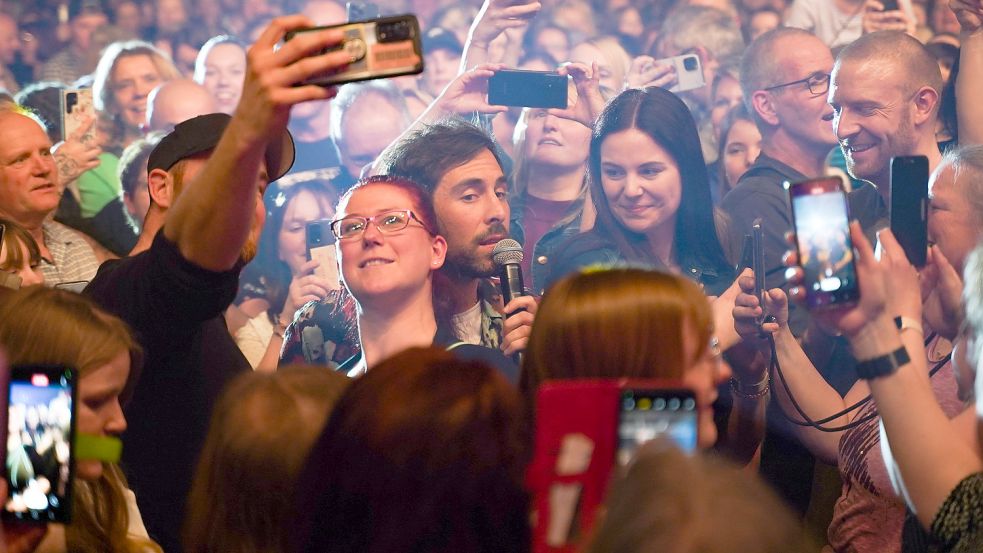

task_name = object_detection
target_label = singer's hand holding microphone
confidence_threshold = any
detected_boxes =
[493,239,540,362]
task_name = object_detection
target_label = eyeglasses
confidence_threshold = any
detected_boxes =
[329,209,431,240]
[763,72,831,96]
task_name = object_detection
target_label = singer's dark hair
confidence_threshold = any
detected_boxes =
[521,267,711,403]
[377,118,508,195]
[587,87,733,283]
[291,347,531,553]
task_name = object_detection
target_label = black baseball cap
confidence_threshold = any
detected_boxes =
[147,113,296,182]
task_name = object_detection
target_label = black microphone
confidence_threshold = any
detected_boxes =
[492,238,526,368]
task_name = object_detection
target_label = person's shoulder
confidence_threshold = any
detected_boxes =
[446,343,519,384]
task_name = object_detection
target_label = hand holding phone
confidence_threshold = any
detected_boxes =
[306,219,341,288]
[653,54,705,93]
[487,69,568,109]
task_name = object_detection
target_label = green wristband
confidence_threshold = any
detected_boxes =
[74,433,123,463]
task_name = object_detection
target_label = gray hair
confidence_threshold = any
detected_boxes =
[937,144,983,224]
[739,27,820,130]
[328,80,412,144]
[660,6,744,61]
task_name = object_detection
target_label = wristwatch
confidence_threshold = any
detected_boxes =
[855,346,910,379]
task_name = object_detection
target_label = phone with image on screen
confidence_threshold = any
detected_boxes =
[785,177,860,309]
[306,219,340,287]
[617,387,697,466]
[4,365,76,523]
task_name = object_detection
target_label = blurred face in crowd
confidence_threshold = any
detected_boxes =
[123,172,151,228]
[829,59,916,185]
[113,54,166,128]
[721,118,762,190]
[431,149,510,278]
[71,12,108,51]
[600,128,682,242]
[0,236,44,287]
[422,48,459,97]
[767,34,835,151]
[335,183,446,306]
[927,165,983,274]
[336,94,406,179]
[76,350,129,480]
[748,10,781,41]
[0,14,19,65]
[278,188,335,276]
[681,320,731,448]
[522,108,591,172]
[115,1,143,37]
[200,43,246,115]
[932,1,961,35]
[710,74,743,139]
[156,0,188,34]
[534,27,569,64]
[571,41,623,96]
[302,0,346,25]
[0,114,60,225]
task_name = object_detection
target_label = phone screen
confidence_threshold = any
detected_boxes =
[617,388,697,465]
[787,177,859,309]
[4,366,75,523]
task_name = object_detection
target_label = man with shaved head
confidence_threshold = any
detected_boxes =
[145,79,218,133]
[829,30,945,232]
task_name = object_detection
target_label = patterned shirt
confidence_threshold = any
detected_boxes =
[39,49,87,85]
[40,220,100,287]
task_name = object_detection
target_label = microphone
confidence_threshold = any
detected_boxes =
[492,238,525,305]
[492,238,526,368]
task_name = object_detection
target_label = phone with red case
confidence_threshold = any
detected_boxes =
[528,379,695,553]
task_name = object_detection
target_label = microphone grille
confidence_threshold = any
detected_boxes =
[492,238,523,265]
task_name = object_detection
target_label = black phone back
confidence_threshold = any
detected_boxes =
[890,155,928,267]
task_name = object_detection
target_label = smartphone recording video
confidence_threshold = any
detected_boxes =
[890,155,929,267]
[4,365,76,523]
[786,177,860,309]
[487,69,568,109]
[306,219,340,286]
[285,14,424,87]
[617,388,697,465]
[655,53,706,93]
[61,89,95,143]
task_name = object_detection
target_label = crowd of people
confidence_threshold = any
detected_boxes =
[0,0,982,551]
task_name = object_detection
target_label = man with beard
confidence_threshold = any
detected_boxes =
[83,16,352,552]
[280,119,537,368]
[828,30,944,237]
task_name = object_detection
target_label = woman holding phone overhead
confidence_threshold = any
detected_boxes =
[331,175,516,379]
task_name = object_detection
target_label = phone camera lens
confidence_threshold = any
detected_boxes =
[683,56,698,72]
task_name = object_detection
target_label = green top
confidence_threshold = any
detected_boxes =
[77,152,122,218]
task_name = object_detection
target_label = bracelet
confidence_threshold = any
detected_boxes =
[730,375,770,400]
[894,316,923,335]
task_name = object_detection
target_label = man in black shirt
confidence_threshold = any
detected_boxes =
[84,17,352,552]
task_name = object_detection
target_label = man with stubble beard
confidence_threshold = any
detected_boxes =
[280,118,537,370]
[83,16,353,552]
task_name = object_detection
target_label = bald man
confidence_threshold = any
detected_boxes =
[144,79,217,133]
[828,31,945,232]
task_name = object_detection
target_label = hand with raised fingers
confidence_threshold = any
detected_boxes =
[546,61,605,128]
[950,0,983,33]
[625,55,678,90]
[468,0,542,49]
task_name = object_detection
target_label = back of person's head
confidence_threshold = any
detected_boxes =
[184,366,350,553]
[584,441,806,553]
[659,5,744,60]
[292,347,530,553]
[14,81,67,143]
[119,133,162,198]
[834,31,943,103]
[377,118,507,195]
[588,87,729,273]
[328,80,412,144]
[523,268,711,395]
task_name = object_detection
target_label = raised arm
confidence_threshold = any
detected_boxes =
[953,0,983,144]
[163,16,348,271]
[461,0,541,71]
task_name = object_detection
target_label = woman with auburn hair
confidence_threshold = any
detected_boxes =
[184,366,350,553]
[291,346,530,553]
[0,287,160,553]
[547,86,736,295]
[523,268,730,449]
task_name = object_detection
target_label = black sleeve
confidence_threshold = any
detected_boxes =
[86,197,140,256]
[84,230,241,334]
[720,179,794,292]
[449,344,520,385]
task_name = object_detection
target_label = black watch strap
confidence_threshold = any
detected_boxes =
[855,346,911,379]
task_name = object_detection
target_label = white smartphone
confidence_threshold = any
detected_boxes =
[655,54,706,93]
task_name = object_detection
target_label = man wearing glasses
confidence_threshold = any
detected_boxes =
[721,27,837,335]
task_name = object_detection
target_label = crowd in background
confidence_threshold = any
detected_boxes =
[0,0,983,552]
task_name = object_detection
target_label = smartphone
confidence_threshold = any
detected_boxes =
[61,88,95,144]
[488,69,568,109]
[785,177,860,309]
[881,0,899,10]
[752,218,766,324]
[306,219,340,288]
[54,281,88,294]
[4,365,76,523]
[346,1,381,21]
[616,387,697,466]
[890,155,928,267]
[284,14,424,87]
[655,53,705,93]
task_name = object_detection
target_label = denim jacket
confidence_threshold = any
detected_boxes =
[509,190,587,295]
